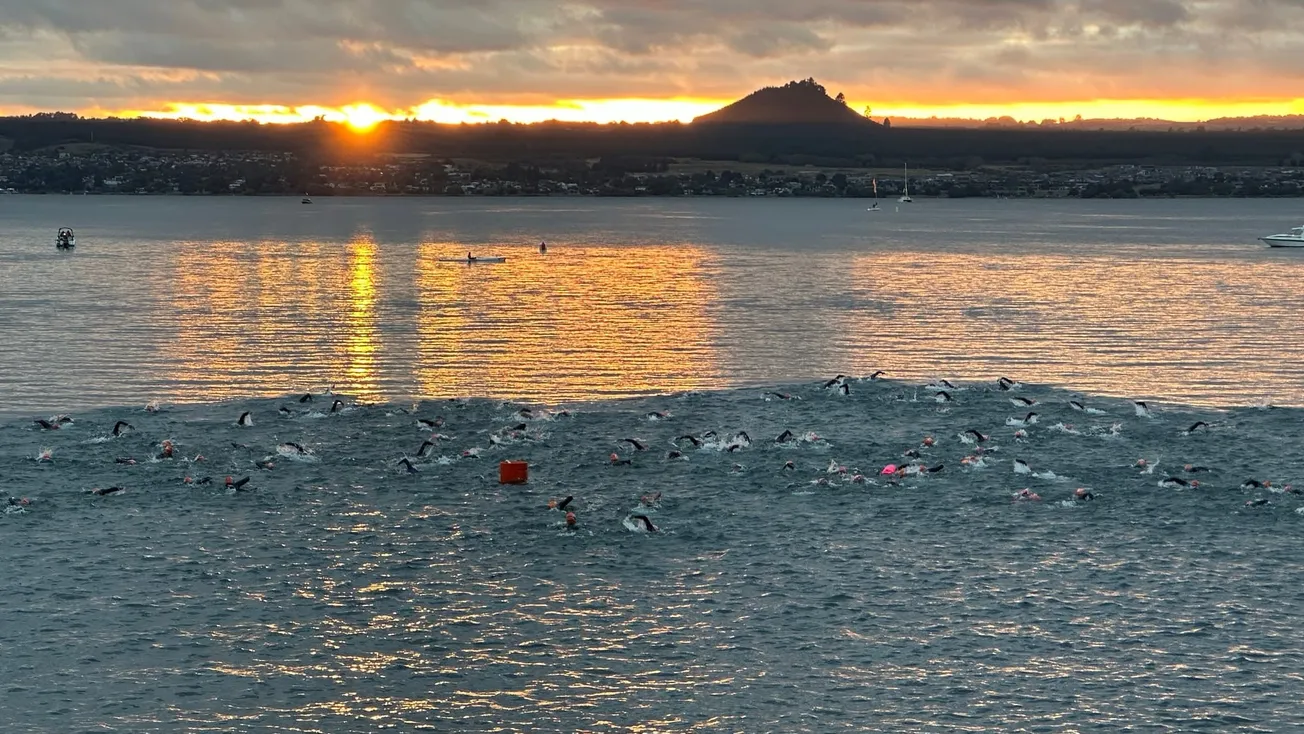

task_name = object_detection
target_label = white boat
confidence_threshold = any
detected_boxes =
[301,196,312,204]
[438,256,508,264]
[56,227,75,250]
[1260,225,1304,247]
[899,164,913,203]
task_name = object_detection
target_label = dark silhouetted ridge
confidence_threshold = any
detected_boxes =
[693,79,876,126]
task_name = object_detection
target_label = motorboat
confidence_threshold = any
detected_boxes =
[1260,225,1304,247]
[301,196,313,204]
[56,227,75,250]
[1262,225,1304,249]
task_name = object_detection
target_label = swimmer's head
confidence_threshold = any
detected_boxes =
[565,511,576,527]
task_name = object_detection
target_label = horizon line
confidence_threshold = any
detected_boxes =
[3,95,1304,129]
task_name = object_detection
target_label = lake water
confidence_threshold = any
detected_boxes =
[3,195,1304,413]
[4,196,1304,733]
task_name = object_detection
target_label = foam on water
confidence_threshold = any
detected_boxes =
[4,378,1304,731]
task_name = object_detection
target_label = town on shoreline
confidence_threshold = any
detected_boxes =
[2,147,1303,200]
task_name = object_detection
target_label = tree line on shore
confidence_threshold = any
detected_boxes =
[3,114,1304,170]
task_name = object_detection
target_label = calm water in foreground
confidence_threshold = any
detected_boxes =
[3,195,1304,412]
[3,197,1304,733]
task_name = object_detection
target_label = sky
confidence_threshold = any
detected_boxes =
[1,0,1303,126]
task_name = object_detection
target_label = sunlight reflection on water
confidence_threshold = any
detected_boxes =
[3,195,1304,412]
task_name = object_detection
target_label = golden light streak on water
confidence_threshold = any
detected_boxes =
[413,242,722,402]
[345,234,382,401]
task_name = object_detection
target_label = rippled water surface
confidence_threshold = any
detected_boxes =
[5,197,1304,733]
[4,382,1304,733]
[3,195,1304,412]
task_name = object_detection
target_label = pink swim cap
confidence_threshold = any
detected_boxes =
[881,464,897,475]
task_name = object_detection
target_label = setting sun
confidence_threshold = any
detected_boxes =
[340,103,388,132]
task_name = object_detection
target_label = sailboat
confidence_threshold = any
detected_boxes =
[867,178,880,211]
[899,164,913,203]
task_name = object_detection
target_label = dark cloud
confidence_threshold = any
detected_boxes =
[0,0,1300,114]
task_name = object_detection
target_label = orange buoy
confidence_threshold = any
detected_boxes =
[499,460,529,485]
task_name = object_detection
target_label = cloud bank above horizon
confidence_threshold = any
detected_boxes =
[1,0,1303,123]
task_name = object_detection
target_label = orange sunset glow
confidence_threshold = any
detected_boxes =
[122,97,1304,128]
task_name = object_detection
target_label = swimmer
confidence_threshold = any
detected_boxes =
[869,371,885,380]
[115,457,137,465]
[964,429,988,444]
[565,511,576,527]
[237,411,253,427]
[934,390,952,403]
[1068,400,1085,411]
[278,406,294,416]
[646,410,671,420]
[225,476,252,491]
[775,430,795,444]
[1184,421,1209,434]
[417,418,439,429]
[997,376,1018,391]
[1006,412,1039,427]
[112,420,133,437]
[416,440,437,458]
[930,379,957,390]
[540,241,547,254]
[666,450,685,460]
[1013,459,1032,474]
[1183,464,1212,473]
[145,400,161,413]
[922,436,935,447]
[823,375,848,389]
[548,495,574,511]
[158,440,174,459]
[609,452,633,466]
[299,392,313,403]
[765,392,796,401]
[256,459,275,470]
[1246,498,1270,507]
[620,438,647,452]
[330,399,345,413]
[903,449,922,459]
[641,492,661,506]
[34,418,62,430]
[1014,488,1041,501]
[781,460,795,471]
[1241,479,1269,490]
[1133,401,1152,418]
[674,434,701,448]
[1158,477,1195,488]
[630,514,658,532]
[1010,396,1036,407]
[92,486,126,496]
[1074,487,1096,501]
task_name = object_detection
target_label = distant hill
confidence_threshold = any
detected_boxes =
[694,78,876,126]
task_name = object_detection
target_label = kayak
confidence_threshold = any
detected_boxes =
[437,257,507,264]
